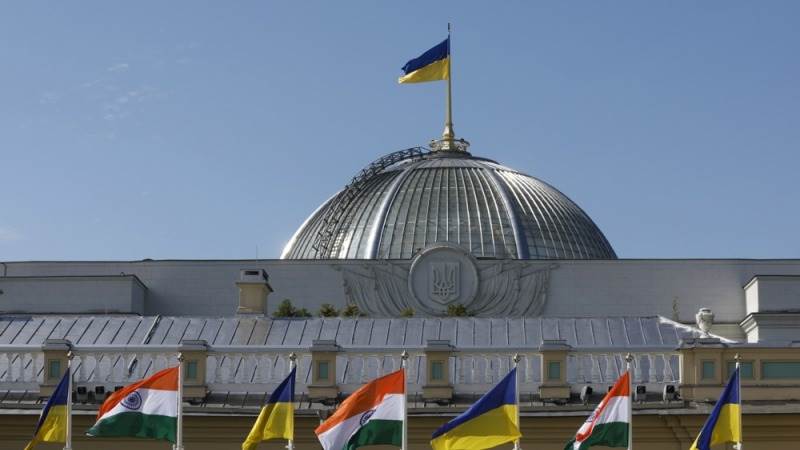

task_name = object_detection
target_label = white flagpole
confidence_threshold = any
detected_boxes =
[175,353,184,450]
[401,350,409,450]
[735,353,742,450]
[513,354,522,450]
[64,350,73,450]
[287,352,297,450]
[625,353,634,450]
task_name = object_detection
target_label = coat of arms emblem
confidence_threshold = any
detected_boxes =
[429,262,459,304]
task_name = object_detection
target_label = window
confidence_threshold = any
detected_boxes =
[48,360,61,379]
[185,360,198,381]
[761,361,800,379]
[431,361,444,381]
[317,361,330,381]
[726,361,754,380]
[701,361,716,380]
[547,361,561,381]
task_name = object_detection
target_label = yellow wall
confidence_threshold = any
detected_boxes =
[5,412,800,450]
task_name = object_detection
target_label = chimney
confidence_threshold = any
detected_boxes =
[236,269,273,314]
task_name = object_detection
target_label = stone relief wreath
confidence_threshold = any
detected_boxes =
[333,244,557,317]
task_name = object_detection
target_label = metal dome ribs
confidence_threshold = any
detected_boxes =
[310,147,430,256]
[283,147,616,260]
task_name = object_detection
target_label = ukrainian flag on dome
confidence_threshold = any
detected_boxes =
[398,37,450,83]
[430,367,521,450]
[689,367,742,450]
[25,369,70,450]
[242,367,296,450]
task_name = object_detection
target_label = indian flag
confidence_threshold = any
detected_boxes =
[87,366,179,443]
[565,371,631,450]
[316,369,405,450]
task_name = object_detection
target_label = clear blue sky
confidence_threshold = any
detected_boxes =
[1,1,798,261]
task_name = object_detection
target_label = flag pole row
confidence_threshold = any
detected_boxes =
[26,350,743,450]
[175,352,184,450]
[64,350,73,450]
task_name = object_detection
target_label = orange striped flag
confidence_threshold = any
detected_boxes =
[315,370,405,450]
[87,367,179,443]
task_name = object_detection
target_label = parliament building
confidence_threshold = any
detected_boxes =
[2,134,800,449]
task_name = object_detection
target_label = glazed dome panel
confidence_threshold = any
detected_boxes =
[281,151,616,260]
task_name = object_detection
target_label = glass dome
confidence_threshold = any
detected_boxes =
[281,149,616,260]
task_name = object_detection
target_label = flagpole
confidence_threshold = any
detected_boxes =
[625,353,633,450]
[287,352,297,450]
[401,350,409,450]
[443,22,454,145]
[735,353,742,450]
[512,354,522,450]
[64,350,73,450]
[175,353,184,450]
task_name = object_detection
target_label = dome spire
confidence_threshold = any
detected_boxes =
[430,23,470,153]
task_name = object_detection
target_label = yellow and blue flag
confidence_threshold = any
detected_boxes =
[242,367,296,450]
[689,367,741,450]
[431,367,521,450]
[25,368,70,450]
[398,37,450,84]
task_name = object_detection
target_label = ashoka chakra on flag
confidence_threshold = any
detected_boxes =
[316,369,405,450]
[87,366,179,443]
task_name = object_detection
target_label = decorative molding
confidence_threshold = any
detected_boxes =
[474,261,556,316]
[408,245,480,316]
[334,246,558,317]
[334,261,411,317]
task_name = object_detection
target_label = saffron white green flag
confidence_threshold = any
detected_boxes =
[87,366,179,443]
[565,371,631,450]
[315,369,405,450]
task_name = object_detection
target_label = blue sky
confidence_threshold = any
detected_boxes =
[1,1,798,260]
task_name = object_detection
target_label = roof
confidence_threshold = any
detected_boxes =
[0,315,717,349]
[0,315,730,408]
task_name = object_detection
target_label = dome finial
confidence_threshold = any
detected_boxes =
[430,23,470,153]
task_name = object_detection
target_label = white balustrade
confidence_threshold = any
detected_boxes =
[0,346,681,396]
[567,351,680,391]
[1,351,43,386]
[449,352,541,394]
